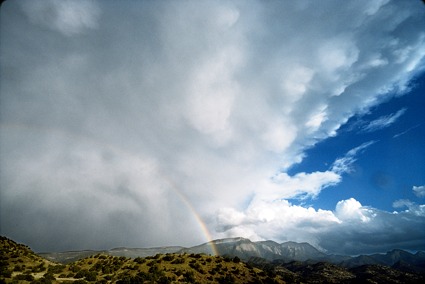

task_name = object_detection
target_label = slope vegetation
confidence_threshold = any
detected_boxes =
[0,236,284,283]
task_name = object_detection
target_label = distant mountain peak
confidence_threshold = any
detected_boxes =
[209,237,250,244]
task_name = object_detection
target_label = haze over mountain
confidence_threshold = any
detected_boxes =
[39,236,425,276]
[1,0,425,256]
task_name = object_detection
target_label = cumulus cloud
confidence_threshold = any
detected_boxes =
[413,185,425,198]
[1,0,425,254]
[217,197,425,255]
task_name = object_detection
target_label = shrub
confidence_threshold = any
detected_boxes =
[85,271,97,281]
[162,254,174,261]
[171,257,185,264]
[14,273,34,281]
[0,268,12,278]
[74,269,89,278]
[43,272,55,280]
[134,257,145,264]
[47,264,65,274]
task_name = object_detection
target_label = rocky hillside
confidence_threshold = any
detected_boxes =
[0,236,284,283]
[2,236,425,283]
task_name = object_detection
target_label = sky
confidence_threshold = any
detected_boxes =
[0,0,424,256]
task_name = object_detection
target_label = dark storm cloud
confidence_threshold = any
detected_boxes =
[1,0,424,254]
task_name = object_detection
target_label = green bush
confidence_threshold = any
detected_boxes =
[0,268,12,278]
[74,269,89,278]
[85,271,97,281]
[47,264,65,274]
[134,257,145,264]
[14,273,34,281]
[43,272,55,280]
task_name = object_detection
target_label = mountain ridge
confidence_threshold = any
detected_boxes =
[2,236,424,284]
[38,236,425,272]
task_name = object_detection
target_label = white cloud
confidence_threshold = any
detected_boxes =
[216,197,425,255]
[393,199,425,217]
[1,0,425,253]
[413,185,425,198]
[20,0,100,36]
[335,198,372,222]
[331,141,376,174]
[362,108,407,132]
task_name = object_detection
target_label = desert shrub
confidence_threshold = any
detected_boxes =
[47,264,65,274]
[157,275,171,284]
[233,256,241,263]
[0,268,12,278]
[171,257,185,264]
[183,270,195,283]
[74,269,89,279]
[102,266,111,274]
[162,254,174,261]
[85,271,97,281]
[30,277,52,284]
[43,272,55,280]
[148,264,162,275]
[14,273,34,281]
[189,262,203,273]
[31,263,46,273]
[217,274,235,284]
[69,264,80,272]
[134,257,145,264]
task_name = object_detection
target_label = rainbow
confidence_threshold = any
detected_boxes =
[0,123,219,255]
[161,177,219,256]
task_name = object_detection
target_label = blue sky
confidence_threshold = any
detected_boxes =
[1,0,425,255]
[289,75,425,211]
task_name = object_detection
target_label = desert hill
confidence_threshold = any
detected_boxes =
[2,236,425,283]
[0,236,284,283]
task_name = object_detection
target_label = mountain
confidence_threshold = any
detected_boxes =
[2,236,424,284]
[39,246,185,264]
[181,237,327,262]
[0,236,286,283]
[341,249,425,273]
[39,236,425,274]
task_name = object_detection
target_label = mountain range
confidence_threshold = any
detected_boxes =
[40,237,425,273]
[3,236,425,283]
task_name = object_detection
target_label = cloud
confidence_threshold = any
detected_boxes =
[331,141,376,174]
[361,108,407,132]
[413,185,425,198]
[20,0,100,36]
[1,0,425,254]
[216,197,425,255]
[393,123,424,138]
